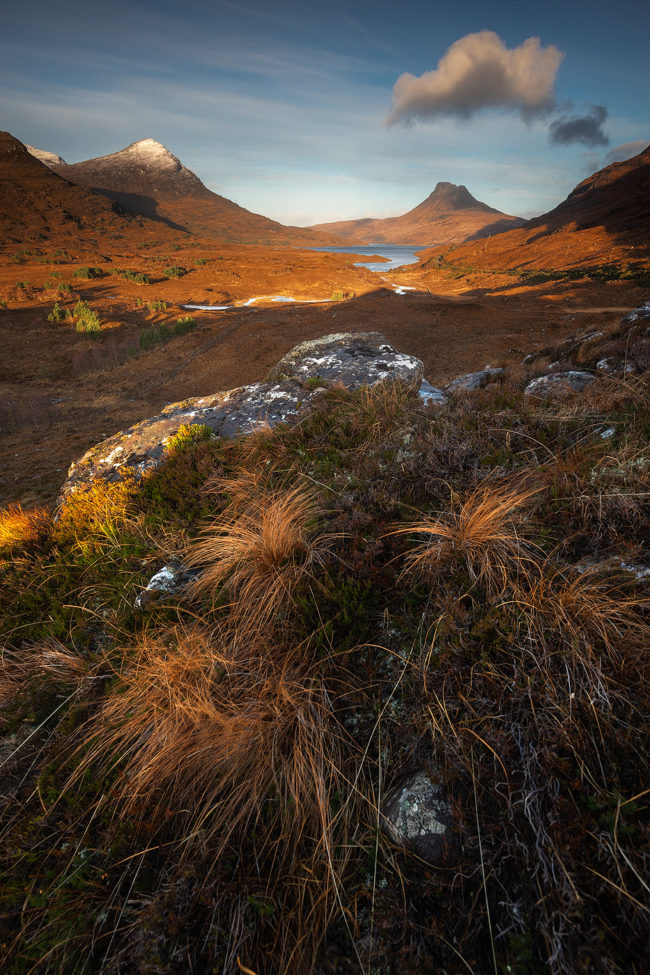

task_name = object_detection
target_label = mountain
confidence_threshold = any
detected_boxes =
[310,182,525,245]
[40,138,330,244]
[0,132,181,249]
[416,145,650,273]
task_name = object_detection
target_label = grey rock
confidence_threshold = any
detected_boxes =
[135,562,200,610]
[446,366,504,392]
[267,331,424,390]
[381,770,458,865]
[418,378,447,405]
[596,357,635,376]
[524,371,595,398]
[59,332,421,501]
[619,303,650,328]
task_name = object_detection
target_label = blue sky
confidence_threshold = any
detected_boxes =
[1,0,648,224]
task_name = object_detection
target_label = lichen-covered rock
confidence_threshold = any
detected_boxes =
[446,366,504,392]
[418,378,447,405]
[135,562,199,610]
[267,332,424,390]
[596,357,635,375]
[381,770,458,865]
[58,332,427,502]
[524,371,595,398]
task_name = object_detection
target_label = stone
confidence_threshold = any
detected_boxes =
[266,331,424,390]
[446,366,504,392]
[418,378,447,405]
[134,562,200,610]
[381,770,458,865]
[524,371,595,398]
[596,357,635,375]
[59,332,424,502]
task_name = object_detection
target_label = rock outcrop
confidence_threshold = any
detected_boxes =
[60,332,440,501]
[524,371,595,398]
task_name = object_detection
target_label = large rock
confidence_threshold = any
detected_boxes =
[524,371,595,398]
[446,366,504,392]
[381,770,458,865]
[267,331,424,389]
[59,332,426,501]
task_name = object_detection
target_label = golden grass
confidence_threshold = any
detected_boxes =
[186,479,330,627]
[0,503,50,554]
[391,480,541,595]
[54,476,138,549]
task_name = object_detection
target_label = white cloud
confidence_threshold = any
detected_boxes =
[387,31,563,126]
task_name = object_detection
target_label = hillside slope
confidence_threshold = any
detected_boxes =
[0,132,182,250]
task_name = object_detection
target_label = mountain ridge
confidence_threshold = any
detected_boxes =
[310,181,524,245]
[32,138,332,244]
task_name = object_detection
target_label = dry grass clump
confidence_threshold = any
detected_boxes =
[69,623,353,972]
[0,503,51,554]
[186,478,331,625]
[391,480,541,595]
[0,639,88,709]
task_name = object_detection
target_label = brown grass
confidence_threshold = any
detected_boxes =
[390,480,542,595]
[68,623,354,972]
[186,478,330,627]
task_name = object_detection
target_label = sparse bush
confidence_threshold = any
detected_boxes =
[72,299,101,333]
[139,323,171,349]
[0,503,51,554]
[114,268,151,285]
[163,264,187,278]
[174,314,196,335]
[57,281,72,296]
[47,301,68,324]
[148,299,168,312]
[72,266,104,280]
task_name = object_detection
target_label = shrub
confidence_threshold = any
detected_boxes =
[72,300,101,333]
[174,314,196,335]
[139,324,171,349]
[72,266,104,280]
[114,269,151,285]
[148,299,168,312]
[47,301,68,324]
[57,282,73,296]
[164,265,187,278]
[194,257,207,266]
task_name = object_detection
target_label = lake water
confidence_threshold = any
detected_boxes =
[309,244,425,272]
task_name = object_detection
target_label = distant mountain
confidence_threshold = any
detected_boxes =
[310,182,525,245]
[416,144,650,272]
[40,138,330,244]
[0,132,178,249]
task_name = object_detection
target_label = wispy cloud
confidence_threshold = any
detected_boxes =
[387,31,563,126]
[604,139,647,163]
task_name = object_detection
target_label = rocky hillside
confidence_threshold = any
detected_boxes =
[0,132,183,250]
[35,138,333,244]
[1,317,648,974]
[310,181,524,245]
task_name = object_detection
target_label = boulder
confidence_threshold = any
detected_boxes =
[524,371,595,398]
[446,366,504,392]
[59,332,428,501]
[596,357,635,376]
[381,770,458,865]
[418,378,447,405]
[267,331,424,390]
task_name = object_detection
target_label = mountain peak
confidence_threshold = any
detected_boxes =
[428,182,482,210]
[26,145,67,167]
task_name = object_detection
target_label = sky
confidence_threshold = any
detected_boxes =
[1,0,649,225]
